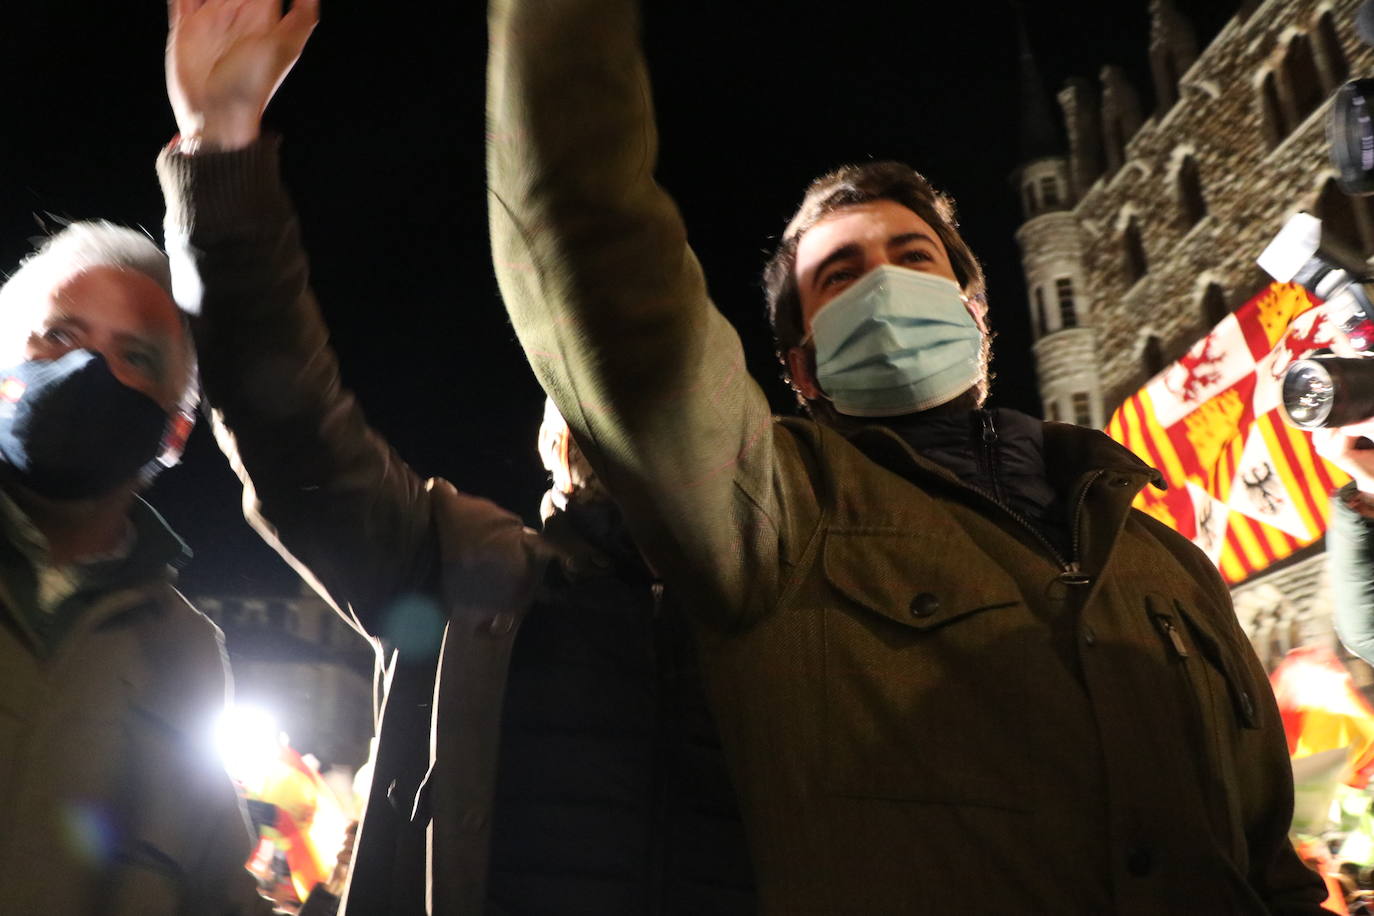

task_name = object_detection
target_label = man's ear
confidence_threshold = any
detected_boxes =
[786,346,822,401]
[965,294,990,335]
[156,405,196,468]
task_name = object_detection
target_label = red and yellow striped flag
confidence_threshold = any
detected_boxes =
[1106,283,1350,584]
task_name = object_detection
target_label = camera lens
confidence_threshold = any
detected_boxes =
[1281,356,1374,429]
[1282,360,1336,429]
[1332,79,1374,196]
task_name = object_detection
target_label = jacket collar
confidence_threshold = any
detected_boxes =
[0,492,190,654]
[842,413,1165,495]
[1040,421,1166,491]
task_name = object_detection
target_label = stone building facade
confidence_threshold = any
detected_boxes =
[1015,0,1374,657]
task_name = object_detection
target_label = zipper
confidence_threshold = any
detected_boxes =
[973,410,1096,586]
[1152,614,1191,659]
[978,410,1007,507]
[1061,469,1104,586]
[970,466,1096,586]
[648,577,670,915]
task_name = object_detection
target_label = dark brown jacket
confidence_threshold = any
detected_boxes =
[159,144,547,916]
[486,1,1327,911]
[158,143,756,916]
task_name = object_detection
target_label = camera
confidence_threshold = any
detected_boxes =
[1264,3,1374,429]
[1263,34,1374,429]
[1332,78,1374,196]
[1262,212,1374,428]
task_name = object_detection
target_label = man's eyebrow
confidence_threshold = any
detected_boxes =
[887,231,939,249]
[42,311,88,331]
[808,242,863,291]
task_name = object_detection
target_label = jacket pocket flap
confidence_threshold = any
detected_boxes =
[823,530,1021,631]
[1173,599,1261,729]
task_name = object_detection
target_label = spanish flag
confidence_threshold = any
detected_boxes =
[1106,283,1350,584]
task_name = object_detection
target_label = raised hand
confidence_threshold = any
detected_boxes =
[166,0,319,151]
[1314,420,1374,499]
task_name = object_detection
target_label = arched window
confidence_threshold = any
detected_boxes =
[1315,176,1374,256]
[1040,175,1061,210]
[1143,335,1166,378]
[1022,182,1037,218]
[1034,287,1048,336]
[1047,400,1061,422]
[1283,33,1324,124]
[1072,392,1093,427]
[1177,156,1207,228]
[1261,72,1289,148]
[1315,11,1349,90]
[1201,283,1228,327]
[1123,218,1148,286]
[1056,277,1078,329]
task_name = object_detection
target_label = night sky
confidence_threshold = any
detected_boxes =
[1,0,1245,597]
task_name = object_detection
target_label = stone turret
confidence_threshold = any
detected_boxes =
[1101,65,1145,174]
[1012,17,1103,427]
[1149,0,1200,112]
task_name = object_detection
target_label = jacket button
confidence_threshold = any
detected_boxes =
[1126,847,1153,877]
[909,593,940,618]
[486,613,516,637]
[1082,625,1096,647]
[1110,476,1132,488]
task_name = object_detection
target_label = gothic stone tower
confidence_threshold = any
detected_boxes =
[1012,16,1100,428]
[1013,0,1374,665]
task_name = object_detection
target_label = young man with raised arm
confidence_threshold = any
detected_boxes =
[486,1,1326,912]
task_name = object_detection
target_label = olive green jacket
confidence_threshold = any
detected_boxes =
[0,500,274,914]
[487,1,1325,912]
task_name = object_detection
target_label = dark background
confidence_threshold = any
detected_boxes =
[0,0,1244,597]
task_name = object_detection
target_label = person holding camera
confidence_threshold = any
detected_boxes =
[1316,425,1374,665]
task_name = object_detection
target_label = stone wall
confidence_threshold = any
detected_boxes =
[1063,0,1374,410]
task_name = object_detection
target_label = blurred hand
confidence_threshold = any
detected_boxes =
[1313,421,1374,496]
[166,0,319,150]
[326,819,358,895]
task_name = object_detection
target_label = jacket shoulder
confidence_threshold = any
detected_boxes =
[116,585,234,732]
[1129,509,1233,608]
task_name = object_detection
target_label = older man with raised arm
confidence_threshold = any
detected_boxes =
[487,1,1327,912]
[158,1,756,914]
[160,1,546,911]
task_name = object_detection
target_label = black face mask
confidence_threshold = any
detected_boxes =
[0,350,169,500]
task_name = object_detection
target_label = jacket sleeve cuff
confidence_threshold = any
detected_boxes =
[156,135,289,236]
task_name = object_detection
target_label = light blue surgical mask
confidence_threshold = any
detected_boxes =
[808,265,983,417]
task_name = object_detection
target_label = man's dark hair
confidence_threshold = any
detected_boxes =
[762,161,988,400]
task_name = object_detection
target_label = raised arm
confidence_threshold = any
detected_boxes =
[487,0,804,623]
[159,0,443,635]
